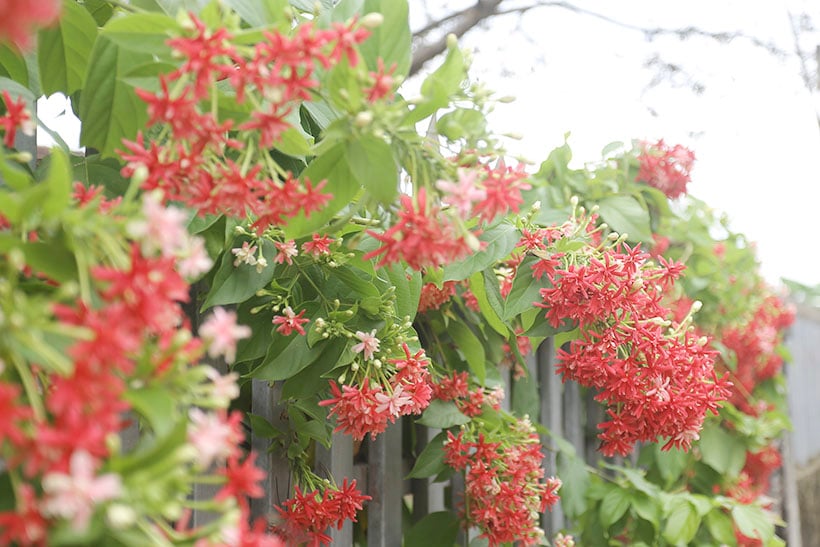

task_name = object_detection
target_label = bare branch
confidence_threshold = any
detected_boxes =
[410,0,791,78]
[410,0,504,76]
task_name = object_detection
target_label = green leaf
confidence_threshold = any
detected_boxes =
[359,0,411,77]
[443,222,518,281]
[38,0,98,96]
[41,148,71,219]
[407,431,448,479]
[416,399,470,429]
[384,263,421,320]
[101,12,180,57]
[662,498,699,545]
[123,387,177,437]
[511,371,539,421]
[556,451,589,518]
[705,510,736,544]
[405,41,465,124]
[21,241,77,282]
[468,270,507,336]
[277,127,313,157]
[0,44,28,85]
[448,321,485,384]
[502,265,543,321]
[282,338,349,399]
[249,334,325,381]
[347,135,398,203]
[225,0,288,26]
[631,493,661,529]
[79,35,152,156]
[436,108,486,141]
[596,195,653,243]
[731,504,773,542]
[655,444,690,487]
[404,511,460,547]
[599,486,631,529]
[699,422,746,476]
[283,144,360,239]
[201,240,277,309]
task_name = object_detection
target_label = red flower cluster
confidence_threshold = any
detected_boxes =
[720,295,795,415]
[534,244,730,456]
[120,14,375,232]
[364,189,475,270]
[432,371,504,417]
[474,160,532,223]
[636,139,695,199]
[443,423,561,546]
[0,0,60,49]
[320,344,433,440]
[272,480,370,546]
[417,281,457,312]
[0,90,34,148]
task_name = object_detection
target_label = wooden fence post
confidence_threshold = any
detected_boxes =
[249,380,291,521]
[367,420,403,547]
[315,432,355,546]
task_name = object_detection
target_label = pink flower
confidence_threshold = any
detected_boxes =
[231,241,258,267]
[40,451,122,531]
[199,307,252,364]
[128,192,189,257]
[374,384,412,416]
[272,306,310,336]
[352,329,380,361]
[274,239,298,265]
[204,366,240,407]
[436,168,486,218]
[187,409,243,468]
[302,233,333,257]
[177,236,213,278]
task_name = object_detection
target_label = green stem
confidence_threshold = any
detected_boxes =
[11,353,45,420]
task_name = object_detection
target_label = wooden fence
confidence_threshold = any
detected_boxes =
[235,337,589,546]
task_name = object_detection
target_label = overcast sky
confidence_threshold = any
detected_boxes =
[410,0,820,285]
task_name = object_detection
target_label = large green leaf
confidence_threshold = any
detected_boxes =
[404,511,459,547]
[404,41,465,124]
[123,387,177,437]
[359,0,411,77]
[225,0,288,26]
[383,263,421,321]
[468,270,507,336]
[79,35,152,156]
[416,399,470,429]
[699,423,746,476]
[406,431,448,479]
[38,0,98,96]
[731,504,773,542]
[443,222,518,281]
[249,333,325,381]
[283,144,360,239]
[347,134,397,203]
[599,485,631,529]
[663,498,699,545]
[41,148,71,219]
[596,195,653,243]
[201,239,277,310]
[448,321,485,384]
[101,13,180,57]
[0,44,28,85]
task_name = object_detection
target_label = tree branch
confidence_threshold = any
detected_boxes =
[410,0,504,76]
[410,0,790,77]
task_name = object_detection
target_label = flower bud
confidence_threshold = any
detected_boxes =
[360,12,384,29]
[354,111,373,127]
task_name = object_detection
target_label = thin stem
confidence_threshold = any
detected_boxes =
[11,353,45,420]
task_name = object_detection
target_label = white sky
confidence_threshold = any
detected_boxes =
[38,0,820,285]
[418,0,820,286]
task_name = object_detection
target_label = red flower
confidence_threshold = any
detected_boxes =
[216,452,266,503]
[0,0,61,49]
[636,139,695,199]
[364,188,473,271]
[0,90,34,148]
[272,306,309,336]
[0,382,32,446]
